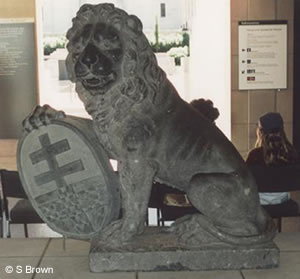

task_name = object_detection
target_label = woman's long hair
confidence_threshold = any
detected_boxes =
[255,127,298,166]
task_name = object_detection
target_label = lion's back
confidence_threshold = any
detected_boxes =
[148,101,246,189]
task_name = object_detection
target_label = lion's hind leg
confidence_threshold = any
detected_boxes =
[171,172,275,246]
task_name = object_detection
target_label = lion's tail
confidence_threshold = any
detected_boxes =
[169,207,276,246]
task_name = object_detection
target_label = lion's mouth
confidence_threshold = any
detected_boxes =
[81,73,116,90]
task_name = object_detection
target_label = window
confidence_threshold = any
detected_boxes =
[160,3,166,17]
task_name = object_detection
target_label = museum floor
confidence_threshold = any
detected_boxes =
[0,232,299,279]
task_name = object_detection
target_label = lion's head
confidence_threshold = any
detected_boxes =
[66,4,165,112]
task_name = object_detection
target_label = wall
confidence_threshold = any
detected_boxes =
[42,0,82,35]
[294,0,300,151]
[0,0,36,166]
[42,0,185,34]
[0,139,17,170]
[123,0,185,31]
[231,0,294,158]
[186,0,231,138]
[0,0,38,138]
[0,0,35,18]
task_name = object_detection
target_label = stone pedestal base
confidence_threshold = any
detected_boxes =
[89,228,279,272]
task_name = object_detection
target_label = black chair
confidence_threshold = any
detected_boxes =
[249,164,300,232]
[0,169,44,237]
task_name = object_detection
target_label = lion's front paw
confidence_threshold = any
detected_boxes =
[22,104,65,132]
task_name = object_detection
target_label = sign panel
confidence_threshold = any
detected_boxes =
[0,20,37,138]
[238,20,287,90]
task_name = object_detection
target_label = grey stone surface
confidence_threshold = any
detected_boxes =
[18,116,121,240]
[139,271,243,279]
[89,228,279,272]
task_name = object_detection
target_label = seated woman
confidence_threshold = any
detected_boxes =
[246,112,298,205]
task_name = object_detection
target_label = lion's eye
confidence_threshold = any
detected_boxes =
[71,36,84,52]
[108,49,122,61]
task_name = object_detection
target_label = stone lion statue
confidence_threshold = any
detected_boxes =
[24,3,276,247]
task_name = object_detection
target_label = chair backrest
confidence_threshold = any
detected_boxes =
[0,169,27,199]
[249,164,300,192]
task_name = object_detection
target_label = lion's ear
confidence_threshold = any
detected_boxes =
[127,15,143,33]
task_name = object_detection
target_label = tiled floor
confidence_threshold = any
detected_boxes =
[5,209,160,238]
[0,233,299,279]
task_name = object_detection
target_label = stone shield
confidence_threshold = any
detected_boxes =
[17,116,121,239]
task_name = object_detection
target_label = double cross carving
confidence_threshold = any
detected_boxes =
[29,133,85,205]
[30,133,84,187]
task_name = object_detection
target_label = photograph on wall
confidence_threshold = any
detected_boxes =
[238,20,287,90]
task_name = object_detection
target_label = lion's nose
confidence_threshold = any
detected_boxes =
[81,44,99,66]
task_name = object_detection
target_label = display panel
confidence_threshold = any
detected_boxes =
[0,19,37,138]
[238,20,287,90]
